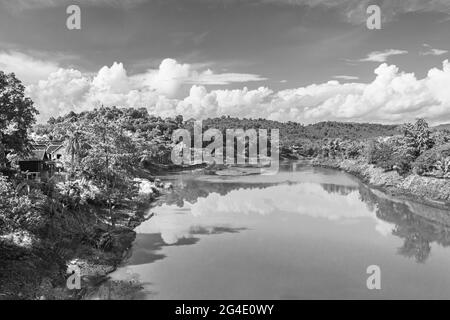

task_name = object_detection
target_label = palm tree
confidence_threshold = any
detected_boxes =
[0,131,5,168]
[66,131,81,174]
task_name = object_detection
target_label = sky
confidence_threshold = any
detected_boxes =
[1,0,450,124]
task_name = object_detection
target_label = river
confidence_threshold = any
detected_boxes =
[103,162,450,299]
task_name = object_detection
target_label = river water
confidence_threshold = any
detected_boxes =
[107,162,450,299]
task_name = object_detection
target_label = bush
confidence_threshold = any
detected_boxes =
[342,140,365,159]
[413,143,450,176]
[433,156,450,178]
[367,141,395,170]
[0,175,34,235]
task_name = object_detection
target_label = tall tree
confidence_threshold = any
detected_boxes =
[81,117,139,227]
[402,118,435,157]
[0,71,38,166]
[66,131,81,173]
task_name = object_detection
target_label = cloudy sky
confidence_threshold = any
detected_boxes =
[1,0,450,124]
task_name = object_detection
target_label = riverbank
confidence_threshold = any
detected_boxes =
[311,157,450,209]
[199,156,450,208]
[0,177,169,300]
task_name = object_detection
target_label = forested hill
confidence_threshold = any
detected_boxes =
[433,123,450,131]
[34,108,400,147]
[199,117,400,144]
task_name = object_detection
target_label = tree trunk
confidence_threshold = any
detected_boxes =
[108,198,115,228]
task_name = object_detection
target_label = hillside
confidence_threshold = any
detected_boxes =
[197,117,400,145]
[433,123,450,131]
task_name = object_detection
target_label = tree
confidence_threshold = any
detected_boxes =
[175,115,184,126]
[81,118,139,227]
[367,140,396,170]
[66,131,81,174]
[0,174,39,236]
[401,119,434,157]
[0,132,5,169]
[0,71,38,166]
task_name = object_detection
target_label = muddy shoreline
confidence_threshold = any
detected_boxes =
[0,177,169,300]
[309,158,450,210]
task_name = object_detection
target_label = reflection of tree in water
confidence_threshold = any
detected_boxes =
[161,175,450,264]
[358,185,450,263]
[162,178,281,208]
[320,183,358,196]
[91,279,147,300]
[396,232,431,263]
[321,182,450,263]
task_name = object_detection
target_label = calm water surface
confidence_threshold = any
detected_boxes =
[109,162,450,299]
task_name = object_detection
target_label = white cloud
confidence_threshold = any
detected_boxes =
[138,182,395,244]
[93,62,131,93]
[139,58,191,98]
[360,49,408,63]
[177,85,273,119]
[193,70,267,85]
[137,58,266,98]
[24,58,268,122]
[421,44,448,56]
[23,57,450,125]
[333,75,359,80]
[0,51,59,84]
[26,68,91,121]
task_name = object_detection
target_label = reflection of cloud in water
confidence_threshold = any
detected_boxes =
[375,219,395,236]
[136,210,248,245]
[192,183,386,223]
[140,182,395,245]
[127,233,200,266]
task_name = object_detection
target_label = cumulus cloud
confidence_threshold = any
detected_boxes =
[138,58,266,98]
[26,68,92,121]
[24,57,450,125]
[359,49,408,62]
[0,51,59,84]
[23,57,267,121]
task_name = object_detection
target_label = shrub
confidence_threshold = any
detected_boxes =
[321,139,343,159]
[0,175,35,235]
[367,141,395,170]
[346,144,362,159]
[434,156,450,178]
[390,137,418,175]
[413,143,450,176]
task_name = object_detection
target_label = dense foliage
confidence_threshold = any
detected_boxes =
[0,71,38,167]
[29,106,186,227]
[413,143,450,178]
[311,118,450,178]
[199,117,399,146]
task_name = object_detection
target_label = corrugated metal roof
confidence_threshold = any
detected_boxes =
[21,150,49,161]
[46,144,64,154]
[31,144,47,151]
[32,150,47,160]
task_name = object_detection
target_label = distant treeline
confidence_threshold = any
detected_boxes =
[195,116,400,145]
